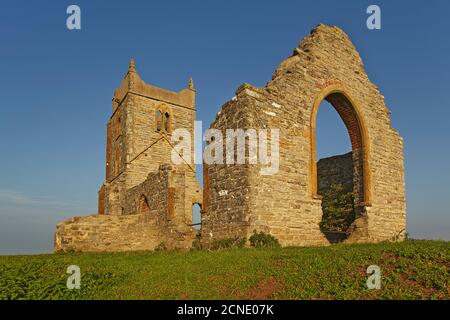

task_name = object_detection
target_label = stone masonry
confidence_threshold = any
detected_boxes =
[202,24,406,246]
[55,24,406,252]
[317,152,354,195]
[55,61,202,252]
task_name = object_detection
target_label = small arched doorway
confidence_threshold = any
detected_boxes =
[138,195,150,214]
[310,89,371,243]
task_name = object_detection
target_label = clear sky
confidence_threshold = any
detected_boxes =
[0,0,449,254]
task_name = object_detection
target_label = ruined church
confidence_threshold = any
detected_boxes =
[55,24,406,252]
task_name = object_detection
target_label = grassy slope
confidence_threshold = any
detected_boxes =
[0,240,448,300]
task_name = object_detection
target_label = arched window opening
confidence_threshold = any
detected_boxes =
[156,110,162,131]
[191,203,202,230]
[164,112,170,132]
[138,195,150,214]
[314,93,366,244]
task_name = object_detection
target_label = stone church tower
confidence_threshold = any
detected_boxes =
[55,60,202,252]
[98,59,201,218]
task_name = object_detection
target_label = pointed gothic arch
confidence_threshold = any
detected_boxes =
[155,104,173,133]
[309,84,372,207]
[138,194,150,214]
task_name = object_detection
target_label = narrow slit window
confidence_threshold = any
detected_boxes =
[156,110,162,131]
[164,112,170,132]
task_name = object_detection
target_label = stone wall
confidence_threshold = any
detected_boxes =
[124,164,202,228]
[55,164,198,252]
[202,24,406,246]
[54,214,194,252]
[317,152,353,195]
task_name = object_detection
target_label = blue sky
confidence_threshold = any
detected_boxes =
[0,1,449,254]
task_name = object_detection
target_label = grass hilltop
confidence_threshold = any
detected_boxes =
[0,240,448,300]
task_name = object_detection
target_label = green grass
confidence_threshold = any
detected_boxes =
[0,240,448,300]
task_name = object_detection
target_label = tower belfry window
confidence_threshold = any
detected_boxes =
[156,110,162,131]
[164,112,170,132]
[156,108,171,133]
